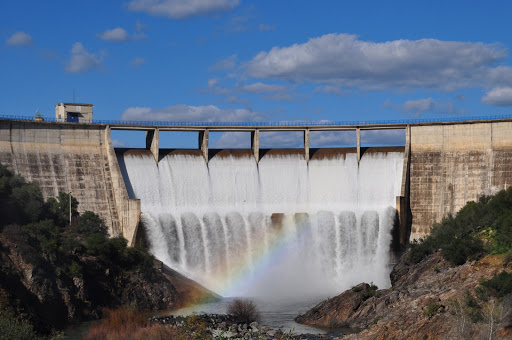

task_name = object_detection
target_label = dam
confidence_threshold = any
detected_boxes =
[2,116,512,295]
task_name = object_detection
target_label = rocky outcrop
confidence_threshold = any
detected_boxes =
[0,230,215,334]
[296,253,512,339]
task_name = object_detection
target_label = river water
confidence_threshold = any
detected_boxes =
[167,297,327,335]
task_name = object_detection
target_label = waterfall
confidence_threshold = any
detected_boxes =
[118,150,404,299]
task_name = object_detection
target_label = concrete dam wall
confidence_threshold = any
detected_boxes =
[409,121,512,239]
[0,120,140,244]
[2,118,512,247]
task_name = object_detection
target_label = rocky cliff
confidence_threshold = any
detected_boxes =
[0,232,175,333]
[296,253,512,339]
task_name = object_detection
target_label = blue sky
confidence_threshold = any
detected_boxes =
[2,0,512,148]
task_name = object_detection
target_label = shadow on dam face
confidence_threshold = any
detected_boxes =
[115,146,405,164]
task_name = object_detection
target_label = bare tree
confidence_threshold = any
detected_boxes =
[483,298,510,340]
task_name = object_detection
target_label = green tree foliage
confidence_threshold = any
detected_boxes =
[45,192,79,227]
[0,289,38,340]
[476,271,512,300]
[409,187,512,265]
[77,211,107,236]
[0,164,44,226]
[0,162,157,335]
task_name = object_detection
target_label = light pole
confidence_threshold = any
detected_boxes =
[69,191,72,225]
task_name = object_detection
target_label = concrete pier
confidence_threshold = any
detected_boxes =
[145,128,159,162]
[199,130,209,162]
[251,129,259,163]
[356,128,361,164]
[304,129,310,163]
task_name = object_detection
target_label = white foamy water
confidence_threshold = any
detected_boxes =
[118,150,404,299]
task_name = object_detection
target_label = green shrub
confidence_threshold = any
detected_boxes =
[59,236,84,256]
[69,261,82,278]
[44,193,79,227]
[77,211,107,236]
[86,233,109,256]
[407,187,512,265]
[493,212,512,250]
[441,236,484,266]
[360,283,378,301]
[0,288,38,340]
[11,183,44,225]
[408,238,435,264]
[463,292,484,323]
[423,301,440,319]
[477,271,512,299]
[0,315,38,340]
[351,285,363,293]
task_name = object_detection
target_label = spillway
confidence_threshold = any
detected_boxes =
[117,148,404,299]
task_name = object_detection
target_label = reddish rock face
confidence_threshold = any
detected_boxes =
[296,253,512,339]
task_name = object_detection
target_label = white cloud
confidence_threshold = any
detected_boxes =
[383,97,464,116]
[121,104,265,122]
[310,131,355,147]
[6,31,33,46]
[130,57,146,67]
[209,54,237,71]
[212,132,251,148]
[259,23,274,31]
[96,27,146,42]
[456,94,467,101]
[126,0,240,19]
[241,82,287,93]
[65,42,104,74]
[314,85,348,96]
[482,87,512,106]
[361,129,406,146]
[486,66,512,88]
[208,78,219,88]
[135,20,147,31]
[112,139,127,147]
[244,33,509,91]
[97,27,130,42]
[259,131,304,148]
[402,98,435,113]
[224,95,251,107]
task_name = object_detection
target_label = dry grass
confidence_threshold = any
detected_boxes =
[83,308,215,340]
[83,308,176,340]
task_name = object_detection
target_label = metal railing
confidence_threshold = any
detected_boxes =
[2,114,512,127]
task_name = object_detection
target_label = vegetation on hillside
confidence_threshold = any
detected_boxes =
[408,187,512,266]
[0,163,157,337]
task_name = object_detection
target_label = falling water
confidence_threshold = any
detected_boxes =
[118,150,404,299]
